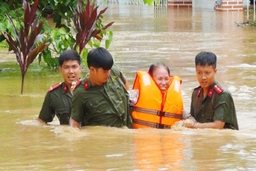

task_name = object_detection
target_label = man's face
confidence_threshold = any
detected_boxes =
[59,60,82,86]
[196,64,216,89]
[90,67,111,85]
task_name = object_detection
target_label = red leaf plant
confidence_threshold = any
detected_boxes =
[72,0,114,54]
[4,0,49,95]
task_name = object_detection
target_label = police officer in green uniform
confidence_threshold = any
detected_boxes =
[70,47,132,129]
[37,50,82,125]
[183,51,239,130]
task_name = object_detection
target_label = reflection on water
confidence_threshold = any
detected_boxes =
[133,129,184,170]
[1,3,256,170]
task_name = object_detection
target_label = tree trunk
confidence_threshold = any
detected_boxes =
[21,72,25,95]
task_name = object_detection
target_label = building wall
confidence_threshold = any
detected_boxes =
[168,0,192,7]
[167,0,244,11]
[193,0,216,9]
[215,0,243,11]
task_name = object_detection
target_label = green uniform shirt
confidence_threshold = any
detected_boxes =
[38,83,72,125]
[190,81,239,130]
[71,66,132,128]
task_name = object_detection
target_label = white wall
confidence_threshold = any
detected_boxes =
[192,0,216,9]
[243,0,250,8]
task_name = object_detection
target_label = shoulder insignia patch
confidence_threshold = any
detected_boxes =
[214,85,223,94]
[48,82,62,92]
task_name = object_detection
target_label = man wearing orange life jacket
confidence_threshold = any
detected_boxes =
[131,62,184,129]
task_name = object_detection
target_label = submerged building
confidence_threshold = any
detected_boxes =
[168,0,247,11]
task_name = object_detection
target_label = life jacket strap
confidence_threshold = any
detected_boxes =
[133,119,171,129]
[133,106,182,119]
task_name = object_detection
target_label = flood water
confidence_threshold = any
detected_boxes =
[1,2,256,170]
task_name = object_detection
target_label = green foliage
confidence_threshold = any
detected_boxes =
[1,0,114,71]
[0,40,9,49]
[236,20,256,27]
[105,30,113,49]
[47,27,75,55]
[0,0,114,96]
[72,0,114,54]
[39,27,75,69]
[143,0,153,6]
[71,0,114,67]
[3,0,49,94]
[0,2,23,46]
[37,0,77,28]
[40,0,114,69]
[39,49,59,69]
[80,48,89,68]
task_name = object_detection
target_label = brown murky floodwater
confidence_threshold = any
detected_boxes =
[1,1,256,170]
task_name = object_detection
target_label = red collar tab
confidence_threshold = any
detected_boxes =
[48,82,62,92]
[214,85,223,94]
[207,88,213,98]
[63,84,68,93]
[197,88,202,97]
[84,81,89,90]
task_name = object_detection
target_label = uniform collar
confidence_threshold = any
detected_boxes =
[197,81,217,98]
[83,78,93,90]
[84,76,105,89]
[62,83,68,93]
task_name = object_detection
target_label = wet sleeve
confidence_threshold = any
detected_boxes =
[190,91,196,118]
[38,92,55,123]
[213,92,233,122]
[71,86,86,123]
[111,65,126,84]
[120,71,127,85]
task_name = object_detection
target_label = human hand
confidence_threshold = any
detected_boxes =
[182,110,191,119]
[128,89,139,104]
[182,118,196,128]
[71,81,77,95]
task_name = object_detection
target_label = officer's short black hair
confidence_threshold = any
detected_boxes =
[59,49,81,66]
[148,62,170,77]
[87,47,113,70]
[195,51,217,69]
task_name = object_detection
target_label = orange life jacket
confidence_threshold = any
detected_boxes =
[132,71,183,129]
